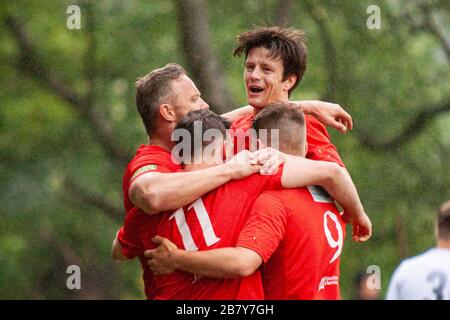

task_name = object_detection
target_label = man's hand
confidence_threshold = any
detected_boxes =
[225,150,261,180]
[342,212,372,242]
[250,147,286,175]
[295,100,353,134]
[145,236,179,276]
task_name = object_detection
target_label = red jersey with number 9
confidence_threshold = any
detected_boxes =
[237,187,346,299]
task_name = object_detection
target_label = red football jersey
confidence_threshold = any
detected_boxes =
[122,144,181,212]
[231,114,345,167]
[237,187,346,299]
[119,167,284,300]
[119,144,181,299]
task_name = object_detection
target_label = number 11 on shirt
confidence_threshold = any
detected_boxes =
[170,198,221,251]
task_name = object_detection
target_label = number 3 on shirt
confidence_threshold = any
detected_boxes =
[170,198,220,251]
[323,211,344,264]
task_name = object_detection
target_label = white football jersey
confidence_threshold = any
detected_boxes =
[386,248,450,300]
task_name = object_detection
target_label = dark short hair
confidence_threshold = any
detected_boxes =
[174,109,230,160]
[253,101,305,154]
[438,200,450,241]
[234,26,308,96]
[135,63,186,136]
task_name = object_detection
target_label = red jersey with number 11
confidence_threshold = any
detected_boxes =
[119,167,284,299]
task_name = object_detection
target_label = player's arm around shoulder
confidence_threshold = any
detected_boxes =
[129,157,260,215]
[221,105,254,122]
[279,154,341,188]
[128,171,164,215]
[292,100,353,134]
[279,154,372,242]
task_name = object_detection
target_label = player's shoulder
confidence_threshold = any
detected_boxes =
[248,189,284,206]
[304,114,326,129]
[256,189,310,210]
[132,144,172,162]
[231,114,254,130]
[395,248,443,274]
[272,186,334,206]
[262,188,305,201]
[304,114,331,138]
[127,144,178,174]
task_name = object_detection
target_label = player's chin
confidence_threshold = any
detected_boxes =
[247,97,268,110]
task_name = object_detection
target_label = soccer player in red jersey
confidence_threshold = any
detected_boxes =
[146,103,358,299]
[230,26,348,168]
[120,108,367,299]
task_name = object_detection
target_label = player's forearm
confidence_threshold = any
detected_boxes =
[172,248,256,279]
[221,101,324,122]
[132,165,233,214]
[221,105,254,121]
[281,156,341,188]
[291,100,317,115]
[282,157,365,218]
[328,168,365,220]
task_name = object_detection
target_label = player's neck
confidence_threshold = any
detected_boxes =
[147,122,176,151]
[437,240,450,249]
[147,135,173,152]
[251,96,289,116]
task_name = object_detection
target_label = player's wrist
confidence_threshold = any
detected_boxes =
[219,163,235,181]
[344,204,366,223]
[171,248,187,270]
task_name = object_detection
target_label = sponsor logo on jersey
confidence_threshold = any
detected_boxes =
[318,276,339,291]
[307,186,334,203]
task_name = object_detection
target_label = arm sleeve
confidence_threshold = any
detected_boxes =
[128,156,176,188]
[236,192,287,263]
[305,115,345,168]
[117,209,145,259]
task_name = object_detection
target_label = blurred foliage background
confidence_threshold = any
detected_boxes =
[0,0,449,299]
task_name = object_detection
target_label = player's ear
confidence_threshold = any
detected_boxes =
[160,104,177,122]
[304,141,308,157]
[283,74,297,92]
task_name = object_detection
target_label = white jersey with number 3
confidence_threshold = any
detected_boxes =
[386,248,450,300]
